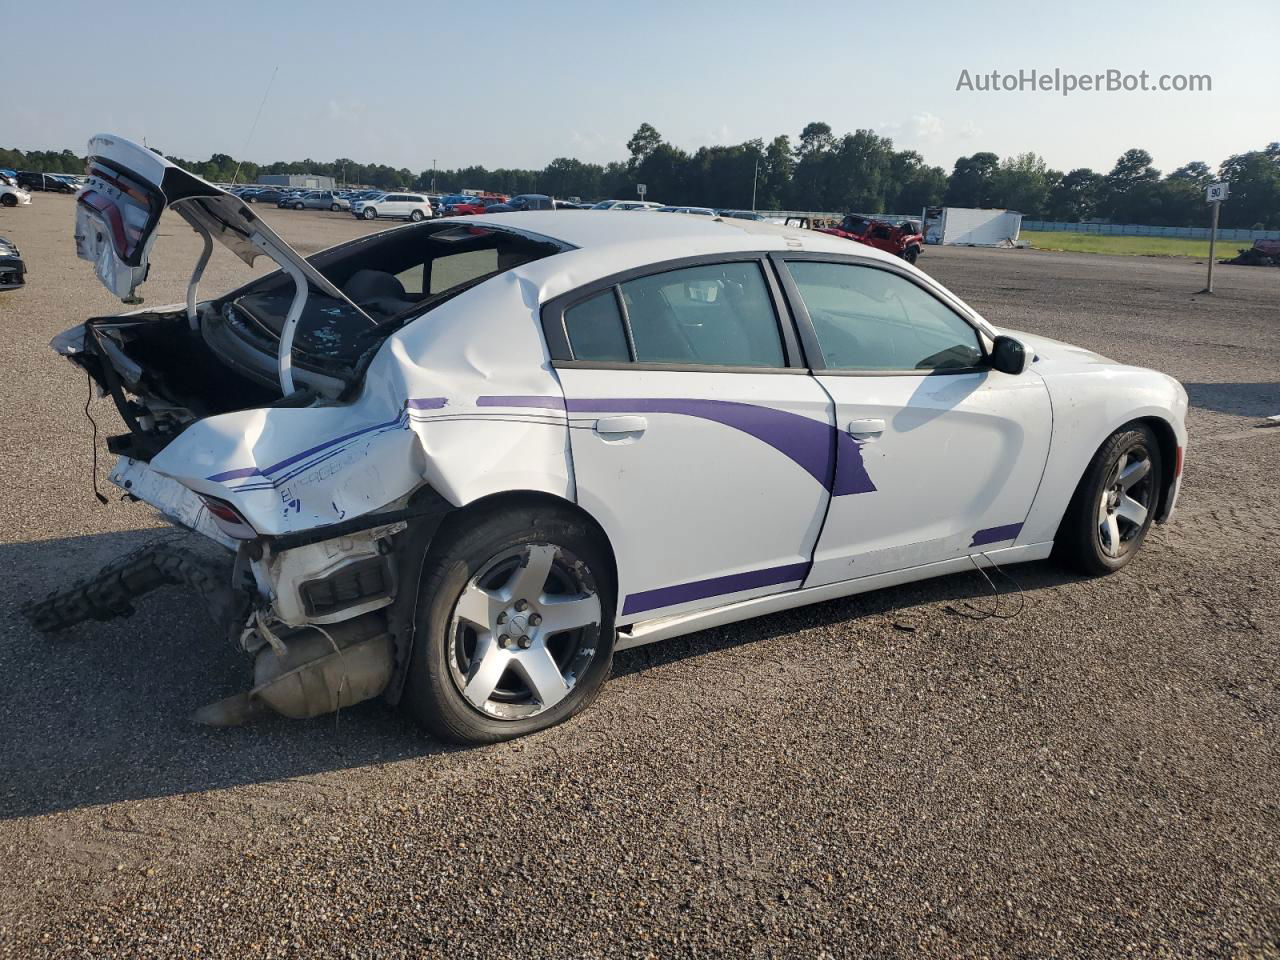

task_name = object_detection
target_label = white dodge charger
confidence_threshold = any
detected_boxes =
[35,135,1187,744]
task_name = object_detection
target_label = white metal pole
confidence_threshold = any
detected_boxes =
[1205,199,1220,293]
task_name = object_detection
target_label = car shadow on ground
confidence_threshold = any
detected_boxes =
[1183,381,1280,418]
[1,528,1078,821]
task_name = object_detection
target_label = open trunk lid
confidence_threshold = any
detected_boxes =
[76,134,372,394]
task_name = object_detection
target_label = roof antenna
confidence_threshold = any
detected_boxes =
[232,65,278,187]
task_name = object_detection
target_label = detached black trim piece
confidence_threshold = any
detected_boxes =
[267,491,453,552]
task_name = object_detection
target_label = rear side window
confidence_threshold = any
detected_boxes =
[620,262,784,367]
[565,291,629,362]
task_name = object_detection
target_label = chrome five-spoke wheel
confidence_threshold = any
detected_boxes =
[1058,423,1163,575]
[406,507,616,744]
[1097,447,1154,558]
[448,543,602,720]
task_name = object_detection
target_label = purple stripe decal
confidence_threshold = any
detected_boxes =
[565,397,841,489]
[622,561,810,616]
[406,397,448,410]
[970,522,1023,547]
[207,410,412,483]
[477,395,567,410]
[833,433,877,496]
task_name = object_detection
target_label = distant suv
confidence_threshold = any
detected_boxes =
[485,194,555,212]
[16,172,77,194]
[351,192,434,221]
[289,190,350,212]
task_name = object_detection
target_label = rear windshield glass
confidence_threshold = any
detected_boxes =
[221,222,568,364]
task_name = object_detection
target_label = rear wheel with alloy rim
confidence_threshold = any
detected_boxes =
[1056,423,1162,575]
[410,209,425,222]
[405,507,615,743]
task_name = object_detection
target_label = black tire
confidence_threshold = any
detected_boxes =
[293,202,304,210]
[362,207,377,220]
[1055,423,1162,576]
[903,246,920,264]
[410,209,425,222]
[330,203,341,211]
[1,194,16,207]
[404,506,616,744]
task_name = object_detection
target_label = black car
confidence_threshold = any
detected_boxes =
[248,189,286,204]
[16,171,77,194]
[0,236,25,291]
[486,193,556,213]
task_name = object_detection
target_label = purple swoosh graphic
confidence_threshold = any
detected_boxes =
[970,522,1023,547]
[406,397,448,410]
[565,397,840,489]
[622,561,810,616]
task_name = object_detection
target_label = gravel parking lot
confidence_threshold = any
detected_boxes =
[1,195,1277,958]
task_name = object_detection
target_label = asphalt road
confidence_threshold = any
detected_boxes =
[1,196,1277,958]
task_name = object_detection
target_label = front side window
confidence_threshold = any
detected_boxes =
[620,261,784,367]
[786,261,983,372]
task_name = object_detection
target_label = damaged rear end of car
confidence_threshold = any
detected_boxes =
[27,134,572,727]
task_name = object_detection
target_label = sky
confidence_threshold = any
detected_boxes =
[6,0,1277,177]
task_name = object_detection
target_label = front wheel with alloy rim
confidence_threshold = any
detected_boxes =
[404,507,615,744]
[1,195,16,207]
[293,201,304,210]
[1056,423,1162,575]
[362,207,377,220]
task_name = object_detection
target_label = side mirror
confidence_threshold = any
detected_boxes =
[990,335,1029,375]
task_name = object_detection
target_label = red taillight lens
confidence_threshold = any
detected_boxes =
[198,495,257,538]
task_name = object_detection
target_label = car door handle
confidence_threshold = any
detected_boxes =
[847,418,886,440]
[595,415,647,436]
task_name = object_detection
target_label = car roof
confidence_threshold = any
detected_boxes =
[474,210,904,303]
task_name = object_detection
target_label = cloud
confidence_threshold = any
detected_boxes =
[957,119,983,140]
[326,98,366,123]
[912,112,944,141]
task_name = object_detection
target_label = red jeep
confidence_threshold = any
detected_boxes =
[790,214,925,264]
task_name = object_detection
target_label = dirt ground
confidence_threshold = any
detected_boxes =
[0,195,1277,959]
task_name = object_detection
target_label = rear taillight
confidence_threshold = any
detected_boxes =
[198,494,258,539]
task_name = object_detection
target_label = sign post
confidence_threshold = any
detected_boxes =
[636,183,647,202]
[1202,181,1229,294]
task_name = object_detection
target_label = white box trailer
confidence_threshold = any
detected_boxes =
[922,207,1022,246]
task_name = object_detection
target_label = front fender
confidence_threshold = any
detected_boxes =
[1020,364,1188,544]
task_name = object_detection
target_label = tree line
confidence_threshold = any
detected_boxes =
[4,124,1278,229]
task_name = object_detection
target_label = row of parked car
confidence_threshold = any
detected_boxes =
[224,183,775,224]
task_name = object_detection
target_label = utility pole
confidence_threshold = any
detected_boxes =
[1201,181,1229,294]
[751,159,759,212]
[431,159,437,194]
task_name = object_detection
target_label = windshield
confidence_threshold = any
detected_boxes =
[219,221,570,368]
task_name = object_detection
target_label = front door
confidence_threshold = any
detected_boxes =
[549,257,835,626]
[776,256,1052,586]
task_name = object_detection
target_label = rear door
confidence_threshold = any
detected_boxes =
[545,255,835,626]
[775,254,1052,585]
